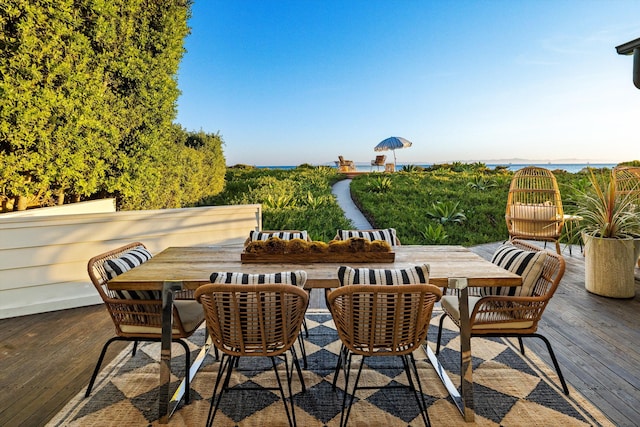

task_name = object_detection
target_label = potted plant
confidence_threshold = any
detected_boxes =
[573,168,640,298]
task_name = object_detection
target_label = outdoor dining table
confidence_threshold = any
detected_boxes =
[107,244,521,423]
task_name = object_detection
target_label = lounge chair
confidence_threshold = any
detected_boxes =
[338,155,356,172]
[370,155,386,171]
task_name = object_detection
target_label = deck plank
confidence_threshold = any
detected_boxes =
[0,242,638,426]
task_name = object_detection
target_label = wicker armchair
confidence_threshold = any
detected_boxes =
[327,284,442,427]
[614,166,640,267]
[505,166,565,254]
[195,283,308,427]
[435,239,569,394]
[85,242,205,401]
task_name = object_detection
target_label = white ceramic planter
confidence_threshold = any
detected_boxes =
[583,233,640,298]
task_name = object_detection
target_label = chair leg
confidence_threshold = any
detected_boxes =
[435,313,447,355]
[403,353,431,427]
[297,332,308,369]
[207,354,235,427]
[532,333,569,395]
[86,337,129,397]
[517,337,525,355]
[270,355,296,427]
[332,344,346,390]
[289,345,306,392]
[341,353,364,427]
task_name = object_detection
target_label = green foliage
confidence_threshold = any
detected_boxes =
[425,201,467,225]
[351,170,512,245]
[401,164,423,172]
[367,176,393,193]
[467,175,497,191]
[573,168,640,239]
[420,223,448,244]
[0,0,224,211]
[200,166,352,241]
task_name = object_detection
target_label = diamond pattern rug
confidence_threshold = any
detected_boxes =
[48,310,613,426]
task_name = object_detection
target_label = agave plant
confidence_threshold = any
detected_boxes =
[420,223,448,244]
[425,201,467,225]
[574,168,640,239]
[367,176,393,193]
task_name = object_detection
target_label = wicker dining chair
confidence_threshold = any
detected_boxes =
[370,154,386,171]
[85,242,205,401]
[245,230,313,360]
[327,283,442,427]
[505,166,565,254]
[435,239,569,394]
[195,283,308,427]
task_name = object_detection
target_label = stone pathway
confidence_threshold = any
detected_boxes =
[331,179,372,229]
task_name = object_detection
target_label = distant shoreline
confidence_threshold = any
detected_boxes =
[254,163,618,174]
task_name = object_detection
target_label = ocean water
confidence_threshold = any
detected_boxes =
[257,163,618,173]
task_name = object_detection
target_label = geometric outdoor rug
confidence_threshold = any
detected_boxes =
[48,311,614,427]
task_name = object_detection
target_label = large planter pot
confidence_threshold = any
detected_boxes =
[583,233,640,298]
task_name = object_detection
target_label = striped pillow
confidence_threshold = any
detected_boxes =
[482,244,547,297]
[249,230,308,242]
[210,270,307,288]
[337,228,398,246]
[103,246,158,299]
[337,264,429,286]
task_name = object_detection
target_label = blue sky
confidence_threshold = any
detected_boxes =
[175,1,640,166]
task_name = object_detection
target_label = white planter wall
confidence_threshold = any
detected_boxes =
[0,204,262,319]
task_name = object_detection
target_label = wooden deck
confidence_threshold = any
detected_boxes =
[1,242,639,426]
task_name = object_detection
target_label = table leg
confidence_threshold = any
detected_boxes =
[458,286,475,422]
[424,278,474,422]
[168,334,213,417]
[159,281,182,424]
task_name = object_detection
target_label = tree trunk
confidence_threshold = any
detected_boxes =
[14,196,28,211]
[56,191,65,205]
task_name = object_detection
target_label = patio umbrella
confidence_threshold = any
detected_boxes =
[374,136,413,165]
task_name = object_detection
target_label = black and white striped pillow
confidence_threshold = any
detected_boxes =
[104,246,153,280]
[337,264,429,286]
[249,230,308,242]
[337,228,398,246]
[482,244,548,297]
[210,270,307,288]
[103,246,158,299]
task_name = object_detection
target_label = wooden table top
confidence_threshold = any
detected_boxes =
[107,245,522,290]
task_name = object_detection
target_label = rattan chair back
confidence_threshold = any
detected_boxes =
[614,166,640,201]
[469,239,566,335]
[327,284,442,357]
[195,283,308,357]
[506,166,565,253]
[87,242,192,339]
